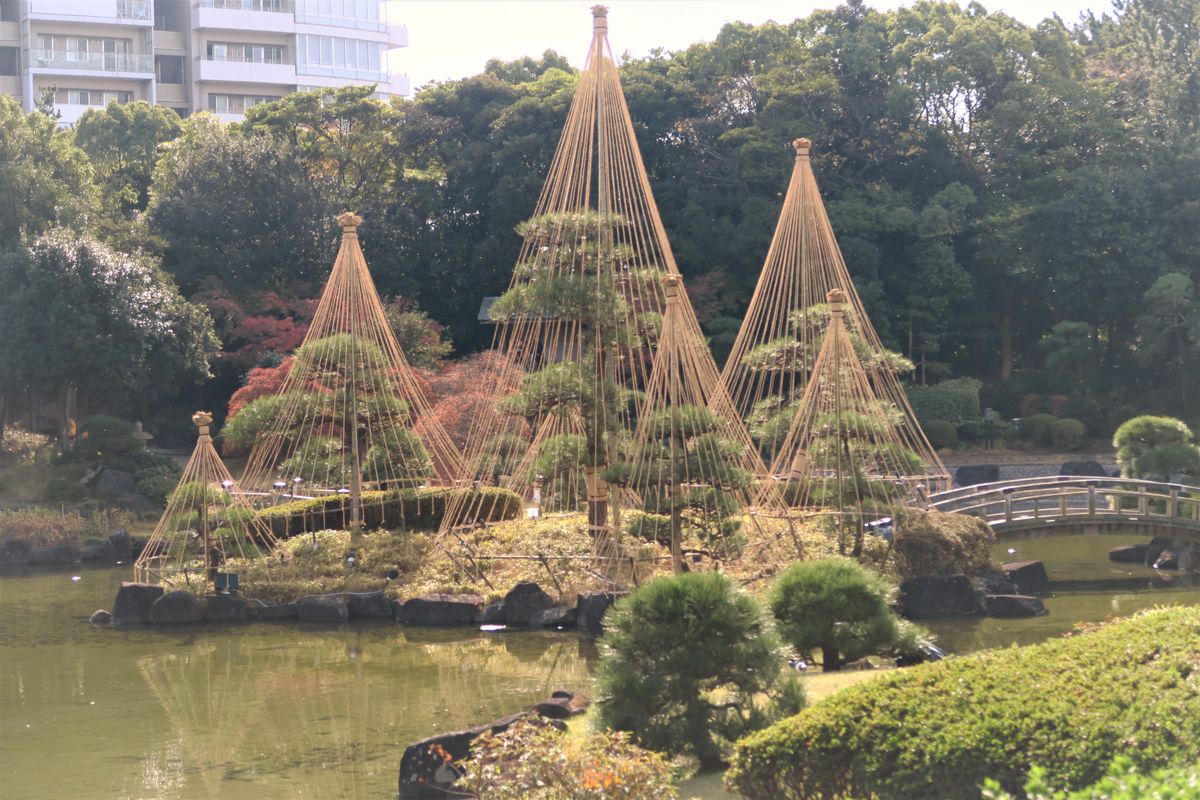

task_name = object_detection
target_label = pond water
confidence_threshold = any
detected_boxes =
[1,533,1197,799]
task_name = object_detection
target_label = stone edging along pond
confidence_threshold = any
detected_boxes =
[96,579,619,635]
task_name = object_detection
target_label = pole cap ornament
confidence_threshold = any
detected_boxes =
[827,287,847,311]
[192,411,213,437]
[793,138,812,157]
[336,211,363,231]
[592,5,608,32]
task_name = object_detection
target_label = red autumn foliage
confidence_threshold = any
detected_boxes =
[421,352,526,450]
[227,357,294,418]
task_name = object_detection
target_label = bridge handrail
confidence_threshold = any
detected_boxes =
[930,476,1199,505]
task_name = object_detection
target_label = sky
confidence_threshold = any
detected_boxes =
[392,0,1117,92]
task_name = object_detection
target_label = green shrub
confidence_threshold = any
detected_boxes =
[44,476,88,501]
[73,415,139,462]
[726,606,1200,800]
[1112,415,1200,480]
[625,510,671,544]
[905,378,982,424]
[257,486,521,537]
[982,755,1200,800]
[595,571,798,769]
[923,419,958,449]
[457,718,679,800]
[891,509,995,578]
[1019,413,1058,444]
[1049,418,1086,450]
[769,558,900,671]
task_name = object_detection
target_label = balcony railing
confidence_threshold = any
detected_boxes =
[31,50,153,74]
[195,0,294,11]
[117,0,152,20]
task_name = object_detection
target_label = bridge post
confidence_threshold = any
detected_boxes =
[1087,480,1097,516]
[1059,493,1067,517]
[1138,485,1148,516]
[1168,486,1179,519]
[1003,487,1014,524]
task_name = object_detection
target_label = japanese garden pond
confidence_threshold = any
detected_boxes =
[1,533,1196,799]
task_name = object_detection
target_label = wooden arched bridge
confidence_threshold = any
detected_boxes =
[927,476,1200,543]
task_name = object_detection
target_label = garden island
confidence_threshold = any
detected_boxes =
[1,3,1197,799]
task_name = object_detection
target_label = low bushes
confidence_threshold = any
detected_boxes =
[890,509,994,578]
[982,756,1200,800]
[923,419,958,449]
[1049,418,1086,450]
[457,718,678,800]
[726,606,1200,800]
[0,508,91,548]
[257,486,522,537]
[1019,413,1058,444]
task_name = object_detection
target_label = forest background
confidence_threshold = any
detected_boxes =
[1,0,1197,450]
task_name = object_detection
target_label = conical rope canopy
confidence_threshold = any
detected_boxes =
[135,411,281,587]
[721,138,950,494]
[239,213,464,536]
[437,6,767,582]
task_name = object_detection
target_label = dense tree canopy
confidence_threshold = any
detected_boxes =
[1,0,1196,434]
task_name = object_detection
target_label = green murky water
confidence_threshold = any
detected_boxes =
[1,533,1197,799]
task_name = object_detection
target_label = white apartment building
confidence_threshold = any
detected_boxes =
[0,0,409,125]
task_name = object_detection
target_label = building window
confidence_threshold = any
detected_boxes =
[0,46,17,77]
[296,34,384,79]
[155,55,185,84]
[58,89,134,107]
[205,42,286,64]
[296,0,382,30]
[208,94,279,114]
[200,0,290,11]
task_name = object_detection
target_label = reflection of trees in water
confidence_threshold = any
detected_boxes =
[135,630,594,799]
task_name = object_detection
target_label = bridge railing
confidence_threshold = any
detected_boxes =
[928,476,1200,528]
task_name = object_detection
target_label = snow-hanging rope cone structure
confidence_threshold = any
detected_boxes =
[760,289,936,557]
[240,213,464,539]
[135,411,281,587]
[438,5,773,584]
[721,138,950,494]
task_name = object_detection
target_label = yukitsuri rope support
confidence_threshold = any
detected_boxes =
[761,289,934,558]
[436,6,768,588]
[721,138,949,494]
[135,411,281,587]
[240,213,464,542]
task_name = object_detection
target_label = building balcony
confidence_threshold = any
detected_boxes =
[193,1,295,34]
[0,21,19,44]
[387,24,407,48]
[155,82,187,103]
[26,0,152,26]
[29,49,153,76]
[52,102,100,125]
[195,56,295,84]
[154,30,188,52]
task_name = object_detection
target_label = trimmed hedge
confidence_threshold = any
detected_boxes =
[1019,413,1058,444]
[905,378,982,425]
[258,486,522,537]
[1049,418,1086,450]
[923,419,958,449]
[726,606,1200,800]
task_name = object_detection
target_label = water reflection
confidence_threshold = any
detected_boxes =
[131,627,595,798]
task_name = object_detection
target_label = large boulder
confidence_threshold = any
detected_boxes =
[533,691,589,720]
[575,591,618,637]
[402,594,484,626]
[29,542,82,565]
[954,464,999,487]
[149,591,205,625]
[298,593,349,623]
[112,582,164,626]
[984,594,1047,618]
[1059,461,1109,477]
[89,609,111,626]
[94,468,159,512]
[346,591,393,619]
[530,605,577,629]
[203,594,247,623]
[398,711,531,799]
[1001,560,1049,595]
[899,575,983,619]
[477,601,506,625]
[255,602,299,621]
[502,582,554,627]
[1108,544,1148,563]
[108,528,132,560]
[80,538,115,562]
